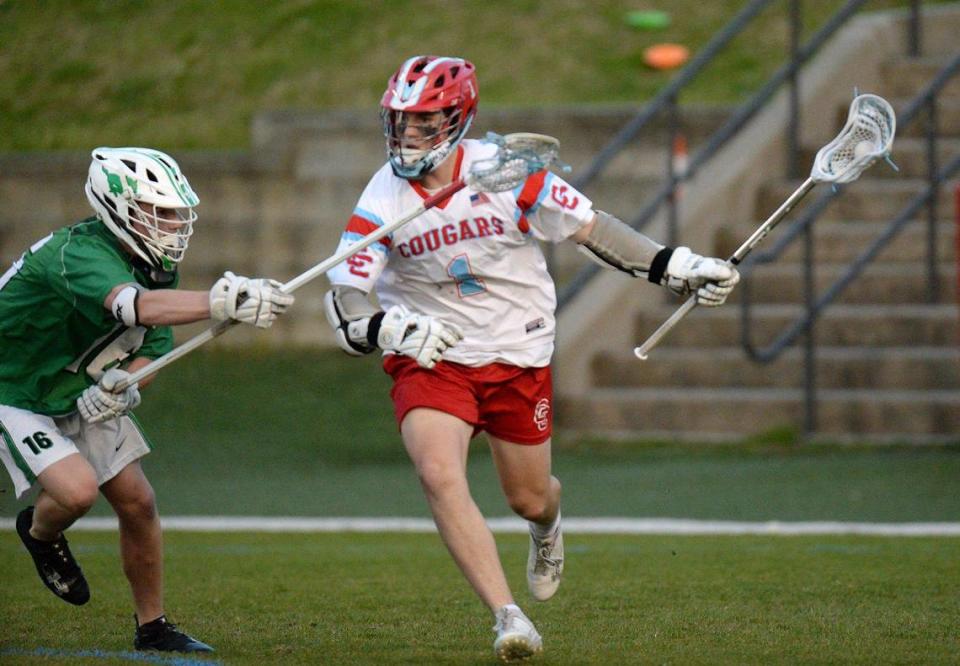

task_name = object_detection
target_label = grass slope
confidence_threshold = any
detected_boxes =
[0,0,930,149]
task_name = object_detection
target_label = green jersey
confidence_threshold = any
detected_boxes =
[0,218,176,415]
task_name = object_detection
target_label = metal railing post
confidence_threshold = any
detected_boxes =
[802,210,816,438]
[665,94,680,249]
[926,98,940,302]
[955,182,960,314]
[908,0,922,57]
[788,0,803,179]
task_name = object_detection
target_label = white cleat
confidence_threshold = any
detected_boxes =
[527,520,564,601]
[493,605,543,663]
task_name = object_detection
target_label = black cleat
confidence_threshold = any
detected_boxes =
[16,506,90,606]
[134,615,214,653]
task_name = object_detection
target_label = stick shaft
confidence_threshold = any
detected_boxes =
[117,178,468,389]
[633,295,697,359]
[633,178,816,360]
[730,178,815,264]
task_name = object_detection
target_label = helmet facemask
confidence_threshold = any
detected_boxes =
[126,200,196,271]
[382,106,471,180]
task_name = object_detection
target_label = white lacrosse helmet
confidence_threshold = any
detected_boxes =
[380,55,478,180]
[85,147,199,272]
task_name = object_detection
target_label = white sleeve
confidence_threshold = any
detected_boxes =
[326,186,392,292]
[515,171,594,243]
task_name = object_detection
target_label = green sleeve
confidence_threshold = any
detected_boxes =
[135,271,179,359]
[46,235,136,324]
[137,325,175,359]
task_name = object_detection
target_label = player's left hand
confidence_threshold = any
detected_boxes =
[76,368,142,424]
[662,246,740,306]
[378,305,464,369]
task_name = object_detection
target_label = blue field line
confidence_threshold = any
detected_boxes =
[1,516,959,536]
[0,647,220,665]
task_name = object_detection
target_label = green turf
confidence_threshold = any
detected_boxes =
[1,532,958,664]
[0,0,936,150]
[1,349,958,522]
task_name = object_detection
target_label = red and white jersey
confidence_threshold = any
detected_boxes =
[327,138,594,367]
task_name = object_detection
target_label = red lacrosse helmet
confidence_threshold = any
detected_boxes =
[380,55,479,179]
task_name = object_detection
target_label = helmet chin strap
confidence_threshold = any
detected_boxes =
[395,139,455,180]
[127,250,177,285]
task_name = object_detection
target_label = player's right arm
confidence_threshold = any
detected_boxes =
[103,272,294,329]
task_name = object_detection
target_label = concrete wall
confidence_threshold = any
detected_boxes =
[0,105,728,347]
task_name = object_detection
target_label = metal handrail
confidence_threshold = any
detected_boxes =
[740,52,960,360]
[741,155,960,359]
[558,0,875,309]
[738,52,959,434]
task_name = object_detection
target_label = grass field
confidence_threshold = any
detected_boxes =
[1,350,959,663]
[2,349,959,521]
[0,0,938,150]
[1,532,959,664]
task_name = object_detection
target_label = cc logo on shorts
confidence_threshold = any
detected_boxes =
[533,398,550,432]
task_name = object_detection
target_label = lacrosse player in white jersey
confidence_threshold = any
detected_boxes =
[324,55,739,662]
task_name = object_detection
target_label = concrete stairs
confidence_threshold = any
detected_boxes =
[557,15,960,443]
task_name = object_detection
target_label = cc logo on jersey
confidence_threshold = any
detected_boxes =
[550,184,579,210]
[347,252,373,278]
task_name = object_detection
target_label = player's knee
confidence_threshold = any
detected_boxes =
[506,492,550,522]
[60,483,99,516]
[115,487,158,524]
[415,461,465,499]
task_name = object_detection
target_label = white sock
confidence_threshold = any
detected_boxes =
[498,603,523,617]
[530,510,561,539]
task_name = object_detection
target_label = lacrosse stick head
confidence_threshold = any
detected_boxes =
[810,93,896,184]
[466,132,563,192]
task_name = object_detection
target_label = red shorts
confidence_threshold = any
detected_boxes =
[383,356,553,445]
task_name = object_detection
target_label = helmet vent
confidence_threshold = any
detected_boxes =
[146,169,159,183]
[435,74,445,87]
[155,156,173,169]
[121,159,136,171]
[450,66,460,78]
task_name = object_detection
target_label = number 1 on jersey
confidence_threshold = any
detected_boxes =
[446,253,486,297]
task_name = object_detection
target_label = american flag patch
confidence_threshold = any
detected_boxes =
[525,317,545,333]
[470,192,490,206]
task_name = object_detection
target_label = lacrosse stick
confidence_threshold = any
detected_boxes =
[634,93,896,360]
[115,132,562,390]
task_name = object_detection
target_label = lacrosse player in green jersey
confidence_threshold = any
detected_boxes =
[0,147,294,653]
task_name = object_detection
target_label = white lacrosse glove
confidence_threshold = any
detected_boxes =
[76,368,141,424]
[662,246,740,307]
[209,271,295,329]
[377,305,464,369]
